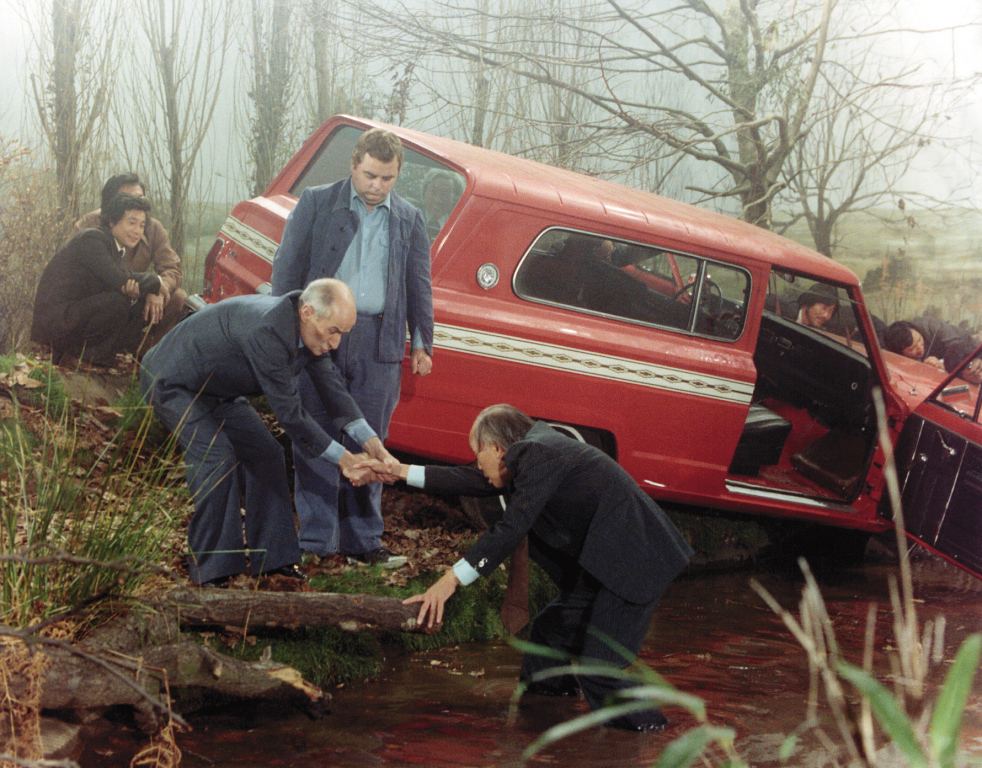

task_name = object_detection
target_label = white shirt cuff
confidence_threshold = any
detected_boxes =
[452,557,480,586]
[406,465,426,488]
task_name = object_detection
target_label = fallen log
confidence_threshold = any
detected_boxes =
[3,612,330,735]
[2,589,432,738]
[153,587,431,634]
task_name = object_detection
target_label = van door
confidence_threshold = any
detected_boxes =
[889,364,982,577]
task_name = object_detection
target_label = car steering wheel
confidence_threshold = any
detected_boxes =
[672,278,723,311]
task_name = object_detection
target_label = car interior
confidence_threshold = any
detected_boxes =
[515,230,749,341]
[730,275,879,501]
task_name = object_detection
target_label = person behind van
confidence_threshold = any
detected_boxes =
[420,168,460,240]
[270,128,434,569]
[31,193,161,367]
[74,173,186,355]
[795,284,839,329]
[885,318,982,383]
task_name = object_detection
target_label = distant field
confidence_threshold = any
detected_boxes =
[782,207,982,328]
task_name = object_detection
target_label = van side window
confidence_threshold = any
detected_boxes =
[290,125,465,242]
[515,229,750,341]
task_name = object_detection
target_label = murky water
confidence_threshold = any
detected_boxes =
[83,557,982,767]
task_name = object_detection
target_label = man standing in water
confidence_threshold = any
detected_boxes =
[371,403,693,731]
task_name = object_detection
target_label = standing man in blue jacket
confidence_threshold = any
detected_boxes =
[271,128,434,568]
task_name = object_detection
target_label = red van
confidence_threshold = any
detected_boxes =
[191,115,982,579]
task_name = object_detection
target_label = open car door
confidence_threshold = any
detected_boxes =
[889,343,982,577]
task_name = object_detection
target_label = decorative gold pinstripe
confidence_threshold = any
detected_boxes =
[433,324,754,404]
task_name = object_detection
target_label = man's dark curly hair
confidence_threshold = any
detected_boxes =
[883,321,915,354]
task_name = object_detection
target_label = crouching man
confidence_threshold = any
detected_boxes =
[371,403,693,731]
[140,278,396,586]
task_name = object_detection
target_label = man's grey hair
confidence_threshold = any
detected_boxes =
[299,278,341,319]
[471,404,534,450]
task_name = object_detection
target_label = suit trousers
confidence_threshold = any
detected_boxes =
[141,374,301,583]
[519,568,666,728]
[294,313,402,556]
[56,292,148,365]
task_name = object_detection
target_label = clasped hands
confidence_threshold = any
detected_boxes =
[338,437,406,487]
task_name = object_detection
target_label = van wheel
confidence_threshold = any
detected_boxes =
[458,421,614,529]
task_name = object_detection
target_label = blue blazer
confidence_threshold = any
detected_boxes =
[141,292,365,459]
[270,178,434,363]
[423,422,694,604]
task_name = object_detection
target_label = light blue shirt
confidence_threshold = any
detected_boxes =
[319,418,377,465]
[336,186,390,316]
[406,465,480,585]
[337,183,425,350]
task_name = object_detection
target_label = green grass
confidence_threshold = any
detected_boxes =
[0,381,186,627]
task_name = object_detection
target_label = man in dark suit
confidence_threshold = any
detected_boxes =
[140,278,396,586]
[271,127,434,568]
[374,404,693,731]
[32,193,161,366]
[74,172,187,354]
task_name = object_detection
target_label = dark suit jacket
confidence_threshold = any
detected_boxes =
[140,292,364,459]
[423,422,693,604]
[75,211,183,296]
[909,316,973,369]
[31,226,161,345]
[270,178,434,363]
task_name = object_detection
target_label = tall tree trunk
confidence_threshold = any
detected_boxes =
[51,0,80,218]
[251,0,294,197]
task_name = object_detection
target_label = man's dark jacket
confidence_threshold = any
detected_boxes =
[423,422,693,604]
[31,226,160,347]
[909,316,973,370]
[140,292,363,459]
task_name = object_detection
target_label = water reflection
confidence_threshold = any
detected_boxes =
[89,560,982,767]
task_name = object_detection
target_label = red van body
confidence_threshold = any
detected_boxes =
[192,116,982,578]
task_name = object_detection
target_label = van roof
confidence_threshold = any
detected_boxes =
[334,115,858,286]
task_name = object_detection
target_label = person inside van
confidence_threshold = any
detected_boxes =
[794,284,840,329]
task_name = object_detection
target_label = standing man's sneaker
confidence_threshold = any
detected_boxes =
[345,547,408,569]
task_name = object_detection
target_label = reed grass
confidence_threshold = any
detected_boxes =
[520,388,980,767]
[0,367,186,628]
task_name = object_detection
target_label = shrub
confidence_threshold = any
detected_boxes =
[0,140,73,355]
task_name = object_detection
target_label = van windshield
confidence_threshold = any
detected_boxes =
[290,125,465,242]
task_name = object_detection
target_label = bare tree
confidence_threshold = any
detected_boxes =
[775,19,981,258]
[24,0,120,219]
[304,0,379,131]
[360,0,641,180]
[118,0,234,256]
[245,0,297,197]
[356,0,839,227]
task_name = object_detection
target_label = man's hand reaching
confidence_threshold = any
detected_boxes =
[355,458,408,484]
[363,436,398,473]
[339,451,378,486]
[403,569,459,629]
